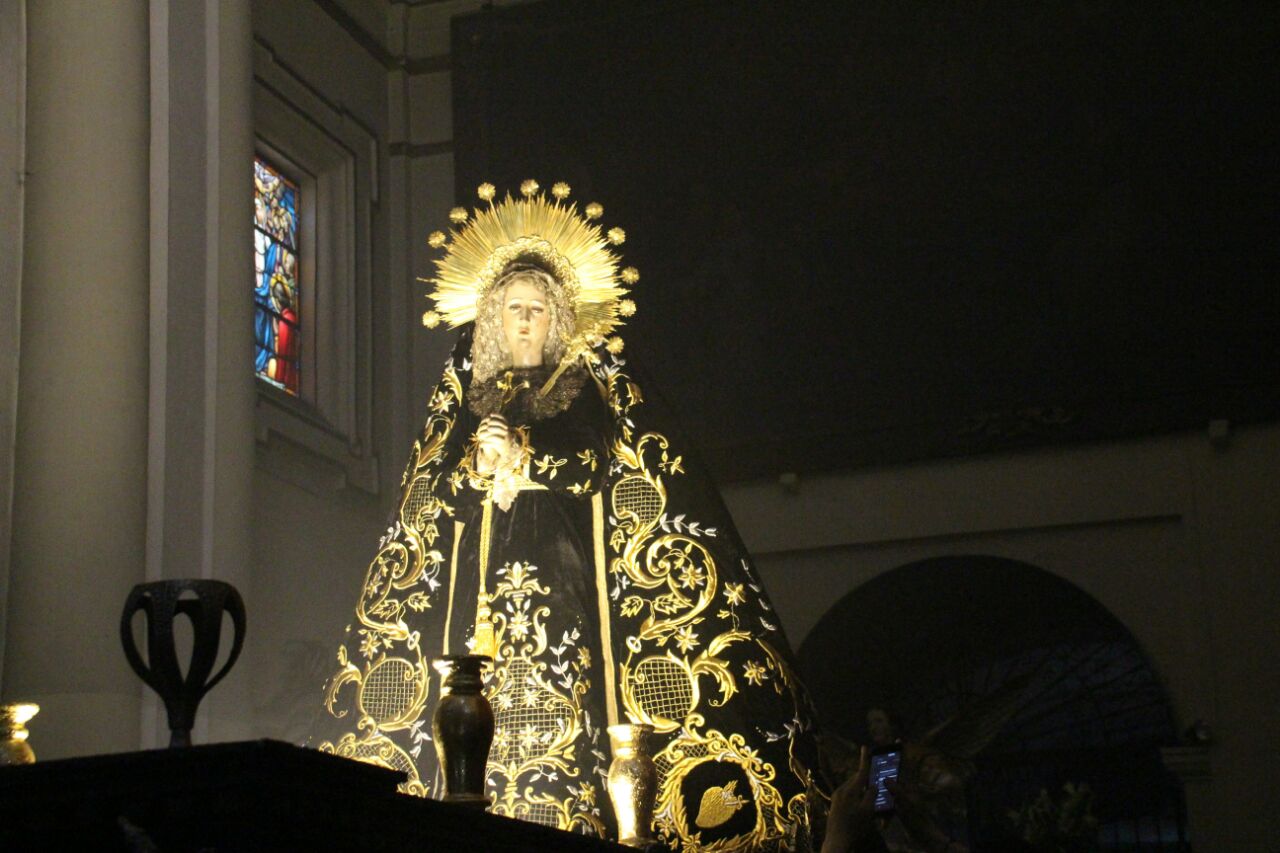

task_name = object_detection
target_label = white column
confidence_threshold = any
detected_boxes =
[0,0,28,692]
[145,0,255,747]
[204,0,256,744]
[4,0,150,757]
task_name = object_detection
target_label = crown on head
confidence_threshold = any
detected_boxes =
[420,180,638,361]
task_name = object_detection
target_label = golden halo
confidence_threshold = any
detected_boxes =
[421,181,637,352]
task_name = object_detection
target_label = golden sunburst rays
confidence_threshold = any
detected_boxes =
[420,181,637,350]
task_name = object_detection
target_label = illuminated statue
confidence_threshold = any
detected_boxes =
[315,181,822,851]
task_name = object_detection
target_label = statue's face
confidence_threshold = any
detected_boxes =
[502,279,550,367]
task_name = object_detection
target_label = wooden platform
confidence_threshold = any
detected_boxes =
[0,739,630,852]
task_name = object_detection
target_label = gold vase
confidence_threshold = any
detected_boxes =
[607,723,658,847]
[0,702,39,765]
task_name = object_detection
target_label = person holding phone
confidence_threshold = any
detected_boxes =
[822,745,969,853]
[822,746,887,853]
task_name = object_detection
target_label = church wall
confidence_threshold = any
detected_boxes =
[244,0,394,743]
[242,0,522,748]
[248,468,385,744]
[398,1,486,428]
[726,422,1280,850]
[241,0,512,746]
[406,151,456,417]
[252,0,388,134]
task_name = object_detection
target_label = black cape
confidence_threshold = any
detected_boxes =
[315,327,823,851]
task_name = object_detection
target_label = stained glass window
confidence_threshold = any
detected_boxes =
[254,157,301,395]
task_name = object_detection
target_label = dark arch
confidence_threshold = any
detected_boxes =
[799,555,1188,850]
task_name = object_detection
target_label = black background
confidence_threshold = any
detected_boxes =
[452,1,1279,482]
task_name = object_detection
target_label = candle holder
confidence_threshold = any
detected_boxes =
[0,703,40,765]
[120,579,246,747]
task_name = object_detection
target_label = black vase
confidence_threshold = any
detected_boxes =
[431,654,494,809]
[120,580,246,748]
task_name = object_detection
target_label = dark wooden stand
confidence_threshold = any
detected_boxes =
[0,739,628,852]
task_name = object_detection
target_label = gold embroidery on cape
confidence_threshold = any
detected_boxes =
[319,365,464,796]
[653,726,788,852]
[534,453,567,478]
[696,781,749,829]
[322,350,817,842]
[609,428,746,735]
[598,356,811,851]
[322,731,429,798]
[483,560,607,837]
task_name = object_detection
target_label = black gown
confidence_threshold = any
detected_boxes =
[316,327,824,851]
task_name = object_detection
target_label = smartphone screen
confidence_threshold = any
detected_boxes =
[869,748,902,813]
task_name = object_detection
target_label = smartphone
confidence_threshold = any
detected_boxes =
[868,744,902,815]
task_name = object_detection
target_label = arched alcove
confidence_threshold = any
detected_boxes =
[799,555,1188,850]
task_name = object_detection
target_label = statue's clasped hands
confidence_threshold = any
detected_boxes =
[476,414,515,475]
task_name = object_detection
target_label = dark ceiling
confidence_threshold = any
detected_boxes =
[451,1,1280,482]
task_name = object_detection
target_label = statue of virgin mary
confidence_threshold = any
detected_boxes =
[314,180,824,851]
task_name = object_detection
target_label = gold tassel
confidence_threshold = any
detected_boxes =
[473,498,496,658]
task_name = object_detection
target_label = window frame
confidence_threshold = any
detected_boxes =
[251,43,378,493]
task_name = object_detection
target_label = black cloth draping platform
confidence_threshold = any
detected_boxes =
[0,738,629,851]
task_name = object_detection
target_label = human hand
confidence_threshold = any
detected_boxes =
[821,746,877,853]
[475,414,511,472]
